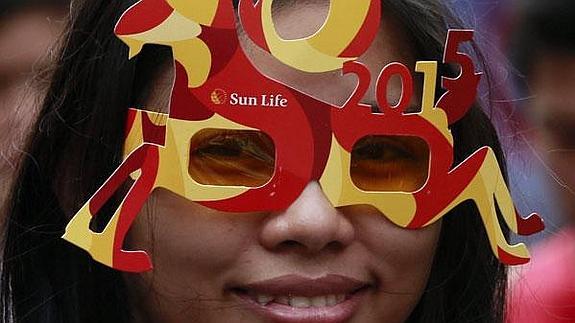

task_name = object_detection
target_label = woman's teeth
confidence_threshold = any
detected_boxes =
[255,294,347,307]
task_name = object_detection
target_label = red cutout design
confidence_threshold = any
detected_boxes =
[437,30,482,124]
[115,0,173,36]
[65,1,544,272]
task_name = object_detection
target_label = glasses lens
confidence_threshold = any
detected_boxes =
[189,129,275,187]
[350,135,429,192]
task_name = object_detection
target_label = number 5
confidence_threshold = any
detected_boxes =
[436,30,481,124]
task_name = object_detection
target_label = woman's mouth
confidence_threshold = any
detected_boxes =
[229,274,371,323]
[251,293,348,307]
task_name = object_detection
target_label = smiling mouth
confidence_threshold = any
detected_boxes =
[244,293,350,308]
[229,275,371,323]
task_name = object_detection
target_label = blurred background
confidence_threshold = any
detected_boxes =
[0,0,573,320]
[0,0,68,217]
[450,1,575,320]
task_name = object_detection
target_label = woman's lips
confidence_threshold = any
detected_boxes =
[230,274,371,323]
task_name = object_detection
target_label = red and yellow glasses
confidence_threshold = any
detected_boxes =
[62,0,543,272]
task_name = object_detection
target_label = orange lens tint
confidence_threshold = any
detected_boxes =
[351,135,429,192]
[189,129,275,187]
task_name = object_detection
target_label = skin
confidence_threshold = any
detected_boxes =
[125,2,441,322]
[527,52,575,223]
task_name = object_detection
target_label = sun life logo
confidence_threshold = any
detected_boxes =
[210,89,227,105]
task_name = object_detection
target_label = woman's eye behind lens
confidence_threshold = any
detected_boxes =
[189,129,276,187]
[350,135,430,192]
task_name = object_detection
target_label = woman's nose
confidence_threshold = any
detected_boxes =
[259,182,355,253]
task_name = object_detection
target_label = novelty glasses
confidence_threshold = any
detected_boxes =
[63,0,543,272]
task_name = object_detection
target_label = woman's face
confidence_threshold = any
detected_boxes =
[126,2,441,322]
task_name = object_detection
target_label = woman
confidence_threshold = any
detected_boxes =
[0,0,539,322]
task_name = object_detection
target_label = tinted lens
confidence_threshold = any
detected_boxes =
[189,129,275,187]
[351,135,429,192]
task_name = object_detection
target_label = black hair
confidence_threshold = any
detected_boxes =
[1,0,508,322]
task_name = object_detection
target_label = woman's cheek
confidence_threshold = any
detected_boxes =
[350,206,440,288]
[330,205,441,323]
[362,215,439,290]
[127,188,260,289]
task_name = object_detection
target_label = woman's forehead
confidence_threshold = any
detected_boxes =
[269,0,331,39]
[142,1,418,111]
[239,3,417,107]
